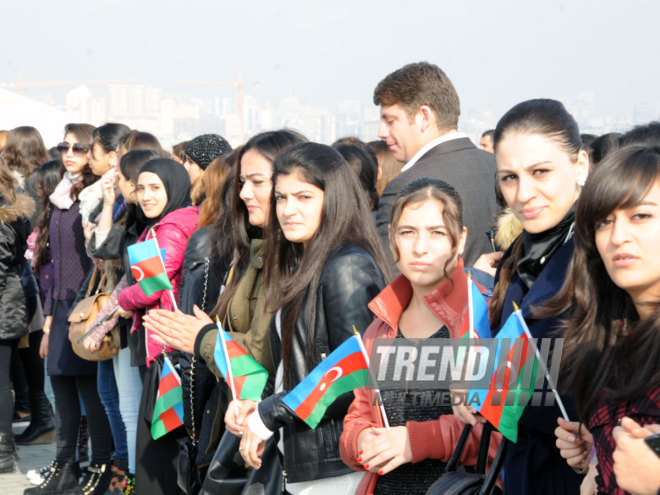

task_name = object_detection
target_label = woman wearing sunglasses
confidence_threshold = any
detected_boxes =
[28,124,113,495]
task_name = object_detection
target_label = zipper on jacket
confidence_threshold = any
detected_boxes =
[282,468,288,492]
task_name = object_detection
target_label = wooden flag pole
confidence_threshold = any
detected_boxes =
[512,302,569,421]
[352,325,390,430]
[467,271,475,338]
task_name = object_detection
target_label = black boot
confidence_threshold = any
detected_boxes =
[16,392,56,445]
[79,461,112,495]
[24,459,81,495]
[0,433,17,473]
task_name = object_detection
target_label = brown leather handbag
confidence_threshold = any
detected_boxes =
[68,267,120,361]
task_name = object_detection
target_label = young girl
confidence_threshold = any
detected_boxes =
[453,99,590,495]
[339,178,499,494]
[238,142,389,494]
[116,157,198,494]
[554,145,660,494]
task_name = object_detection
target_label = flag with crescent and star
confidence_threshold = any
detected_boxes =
[127,238,172,296]
[474,311,538,442]
[282,335,369,429]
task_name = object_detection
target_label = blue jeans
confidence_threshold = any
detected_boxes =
[113,347,142,474]
[98,358,128,467]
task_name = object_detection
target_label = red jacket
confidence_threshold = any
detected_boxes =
[118,206,199,364]
[339,259,501,494]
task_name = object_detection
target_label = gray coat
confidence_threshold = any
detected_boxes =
[375,137,499,266]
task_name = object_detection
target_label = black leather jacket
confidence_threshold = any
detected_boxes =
[258,242,385,483]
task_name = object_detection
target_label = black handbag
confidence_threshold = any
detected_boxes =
[200,431,248,495]
[425,422,506,495]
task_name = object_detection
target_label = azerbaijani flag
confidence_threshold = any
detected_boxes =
[460,274,491,339]
[282,335,369,429]
[213,322,268,401]
[474,311,537,442]
[151,356,184,440]
[127,238,172,296]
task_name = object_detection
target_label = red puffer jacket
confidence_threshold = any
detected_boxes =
[118,206,198,364]
[339,259,501,494]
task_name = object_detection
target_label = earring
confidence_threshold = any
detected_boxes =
[577,176,586,187]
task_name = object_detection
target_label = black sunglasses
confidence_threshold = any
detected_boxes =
[57,142,89,156]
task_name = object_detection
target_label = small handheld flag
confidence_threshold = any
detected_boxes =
[151,356,184,440]
[463,272,491,339]
[127,238,172,297]
[282,334,369,429]
[213,319,268,401]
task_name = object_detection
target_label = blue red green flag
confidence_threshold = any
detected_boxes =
[461,274,491,339]
[282,335,369,429]
[474,311,537,442]
[151,356,184,440]
[213,323,268,401]
[127,238,172,296]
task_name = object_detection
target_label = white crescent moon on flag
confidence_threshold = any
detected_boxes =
[319,366,343,392]
[131,266,145,282]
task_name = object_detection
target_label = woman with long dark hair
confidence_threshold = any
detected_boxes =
[238,142,389,494]
[452,99,590,495]
[553,145,660,494]
[27,123,114,495]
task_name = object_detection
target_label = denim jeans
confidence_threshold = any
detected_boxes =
[113,347,142,474]
[98,358,128,466]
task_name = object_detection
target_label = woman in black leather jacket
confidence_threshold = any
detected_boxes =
[239,143,390,493]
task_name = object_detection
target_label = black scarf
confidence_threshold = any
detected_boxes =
[136,158,192,229]
[516,207,575,291]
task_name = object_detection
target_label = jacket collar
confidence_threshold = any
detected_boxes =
[368,258,469,337]
[0,192,35,224]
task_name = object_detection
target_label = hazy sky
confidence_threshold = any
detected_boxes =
[2,0,657,121]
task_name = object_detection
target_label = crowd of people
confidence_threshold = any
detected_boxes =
[0,61,658,495]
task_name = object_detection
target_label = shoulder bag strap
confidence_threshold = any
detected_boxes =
[444,423,473,473]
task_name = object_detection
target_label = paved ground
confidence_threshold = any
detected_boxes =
[0,421,56,494]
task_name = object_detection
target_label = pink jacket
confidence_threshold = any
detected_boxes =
[118,206,199,364]
[339,259,501,494]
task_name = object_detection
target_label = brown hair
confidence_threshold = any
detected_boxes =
[62,123,96,201]
[1,126,48,177]
[210,130,307,322]
[369,140,403,196]
[490,99,583,327]
[196,152,234,228]
[0,155,18,205]
[541,144,660,422]
[389,177,464,282]
[373,62,460,131]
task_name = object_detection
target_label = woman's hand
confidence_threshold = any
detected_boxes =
[579,464,598,495]
[117,306,133,319]
[356,426,412,475]
[555,418,593,471]
[39,333,49,359]
[240,417,267,469]
[83,336,101,353]
[612,417,660,495]
[101,169,117,206]
[225,399,257,436]
[451,389,486,425]
[83,220,97,243]
[144,305,212,354]
[472,251,504,277]
[39,316,52,359]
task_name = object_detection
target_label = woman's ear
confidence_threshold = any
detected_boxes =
[457,226,468,256]
[575,149,590,187]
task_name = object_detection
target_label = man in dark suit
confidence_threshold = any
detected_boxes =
[374,62,499,266]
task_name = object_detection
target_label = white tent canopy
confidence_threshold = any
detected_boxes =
[0,88,82,147]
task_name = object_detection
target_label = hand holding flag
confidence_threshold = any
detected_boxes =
[282,334,373,430]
